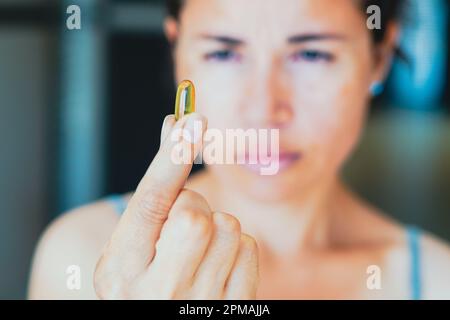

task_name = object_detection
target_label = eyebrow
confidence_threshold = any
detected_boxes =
[198,33,345,46]
[198,34,245,47]
[287,33,346,44]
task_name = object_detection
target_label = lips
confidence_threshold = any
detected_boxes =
[240,151,302,174]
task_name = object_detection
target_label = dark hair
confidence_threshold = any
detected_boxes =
[166,0,407,45]
[362,0,407,44]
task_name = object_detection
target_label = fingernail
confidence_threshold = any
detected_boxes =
[160,115,174,146]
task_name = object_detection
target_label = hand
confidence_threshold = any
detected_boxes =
[94,113,259,299]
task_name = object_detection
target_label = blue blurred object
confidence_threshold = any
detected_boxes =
[370,81,385,97]
[58,0,106,213]
[388,0,448,109]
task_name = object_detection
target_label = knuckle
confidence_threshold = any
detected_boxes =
[240,233,258,253]
[133,190,172,225]
[176,208,211,237]
[178,189,201,201]
[177,189,210,211]
[213,212,241,234]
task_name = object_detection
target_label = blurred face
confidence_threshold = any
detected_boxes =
[167,0,390,201]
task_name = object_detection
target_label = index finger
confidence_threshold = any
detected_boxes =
[107,112,207,274]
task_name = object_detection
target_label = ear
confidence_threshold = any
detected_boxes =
[164,17,179,46]
[371,22,400,84]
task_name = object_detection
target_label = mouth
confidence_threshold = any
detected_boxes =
[240,151,302,174]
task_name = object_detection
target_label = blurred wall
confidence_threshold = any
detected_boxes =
[0,28,53,299]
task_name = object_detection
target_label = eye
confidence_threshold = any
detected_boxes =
[291,50,334,63]
[204,49,241,62]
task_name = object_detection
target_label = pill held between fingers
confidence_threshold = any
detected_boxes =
[175,80,196,121]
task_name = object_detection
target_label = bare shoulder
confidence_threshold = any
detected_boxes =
[356,205,450,299]
[419,231,450,299]
[28,196,126,299]
[336,187,450,299]
[352,199,450,299]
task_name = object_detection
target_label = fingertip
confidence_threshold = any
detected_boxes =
[185,112,208,129]
[165,114,176,122]
[163,114,176,129]
[183,113,207,145]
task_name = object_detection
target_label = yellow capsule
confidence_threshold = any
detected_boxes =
[174,80,196,121]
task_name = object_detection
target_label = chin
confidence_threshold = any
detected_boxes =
[249,176,303,202]
[210,161,314,202]
[234,165,306,202]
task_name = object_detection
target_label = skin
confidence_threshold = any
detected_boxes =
[28,0,450,299]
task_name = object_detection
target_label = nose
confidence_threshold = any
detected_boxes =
[242,57,294,129]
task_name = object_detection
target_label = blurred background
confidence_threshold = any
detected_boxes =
[0,0,449,299]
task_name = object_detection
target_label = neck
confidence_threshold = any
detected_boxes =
[213,173,344,259]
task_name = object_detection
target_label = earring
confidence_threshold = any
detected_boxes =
[370,82,384,97]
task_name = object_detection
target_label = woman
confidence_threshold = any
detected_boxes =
[29,0,450,299]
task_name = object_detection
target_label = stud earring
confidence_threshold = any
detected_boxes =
[370,81,385,97]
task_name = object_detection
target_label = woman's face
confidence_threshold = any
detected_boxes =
[166,0,391,201]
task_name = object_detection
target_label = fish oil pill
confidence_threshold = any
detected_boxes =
[174,80,196,121]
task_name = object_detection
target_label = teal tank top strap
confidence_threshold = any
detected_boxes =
[106,194,128,215]
[407,225,422,300]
